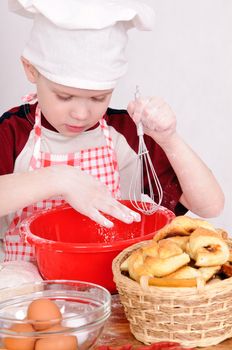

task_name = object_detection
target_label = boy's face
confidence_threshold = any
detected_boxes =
[34,73,113,136]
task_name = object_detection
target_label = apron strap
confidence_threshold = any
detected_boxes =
[99,118,119,171]
[22,95,42,171]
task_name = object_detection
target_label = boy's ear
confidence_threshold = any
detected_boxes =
[21,57,39,83]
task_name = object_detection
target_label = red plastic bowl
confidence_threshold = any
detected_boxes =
[20,201,175,293]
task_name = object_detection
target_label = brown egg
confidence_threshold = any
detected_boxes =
[3,323,36,350]
[27,298,62,331]
[35,325,78,350]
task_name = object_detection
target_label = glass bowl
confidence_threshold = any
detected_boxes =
[0,280,111,350]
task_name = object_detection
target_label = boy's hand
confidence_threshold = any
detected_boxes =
[53,166,141,228]
[127,96,177,146]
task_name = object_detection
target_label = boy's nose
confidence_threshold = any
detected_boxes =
[69,98,90,120]
[70,111,88,120]
[70,103,89,120]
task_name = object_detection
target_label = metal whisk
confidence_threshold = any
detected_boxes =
[129,86,163,215]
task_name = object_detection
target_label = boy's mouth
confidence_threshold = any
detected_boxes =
[65,124,86,133]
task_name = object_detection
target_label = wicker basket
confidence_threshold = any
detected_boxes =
[112,239,232,348]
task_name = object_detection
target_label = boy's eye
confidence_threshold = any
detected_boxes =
[57,94,72,101]
[91,96,106,102]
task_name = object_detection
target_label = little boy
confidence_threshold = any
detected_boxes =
[0,0,224,261]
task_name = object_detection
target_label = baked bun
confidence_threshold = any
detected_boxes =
[120,215,230,288]
[166,266,201,279]
[144,265,221,288]
[153,215,216,242]
[166,265,221,282]
[161,236,190,251]
[188,227,230,266]
[122,240,190,281]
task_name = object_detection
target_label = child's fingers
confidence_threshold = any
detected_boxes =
[139,98,176,133]
[143,110,175,132]
[127,98,149,124]
[106,201,141,223]
[87,208,114,228]
[127,100,141,124]
[93,201,141,227]
[72,199,141,228]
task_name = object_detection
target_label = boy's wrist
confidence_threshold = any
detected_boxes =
[37,165,64,198]
[46,165,79,198]
[153,131,180,151]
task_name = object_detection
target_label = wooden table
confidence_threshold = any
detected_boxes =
[97,294,232,349]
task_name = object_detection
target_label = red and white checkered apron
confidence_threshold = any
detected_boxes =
[4,94,121,262]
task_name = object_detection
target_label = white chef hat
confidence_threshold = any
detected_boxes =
[9,0,155,90]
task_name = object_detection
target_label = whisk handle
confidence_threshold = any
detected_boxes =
[137,121,144,137]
